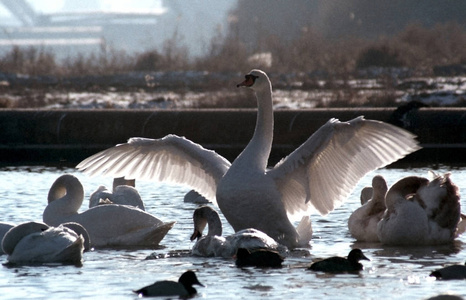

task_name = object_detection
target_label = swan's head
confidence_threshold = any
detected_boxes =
[360,175,387,205]
[190,207,208,241]
[371,175,388,200]
[190,206,222,241]
[237,69,271,92]
[360,187,373,205]
[372,175,387,191]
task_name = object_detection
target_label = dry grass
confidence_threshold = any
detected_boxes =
[0,21,465,109]
[1,21,465,78]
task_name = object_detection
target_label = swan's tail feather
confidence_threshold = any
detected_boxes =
[147,222,176,246]
[296,216,312,247]
[55,236,84,265]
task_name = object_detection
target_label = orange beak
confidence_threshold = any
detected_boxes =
[237,75,256,88]
[190,229,201,241]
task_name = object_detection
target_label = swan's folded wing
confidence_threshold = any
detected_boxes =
[76,134,231,204]
[269,116,420,219]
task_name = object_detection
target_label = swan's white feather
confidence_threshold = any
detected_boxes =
[271,116,420,219]
[2,222,84,264]
[377,173,463,245]
[348,175,387,242]
[77,135,231,204]
[76,69,420,249]
[89,185,145,210]
[43,174,175,248]
[191,206,286,258]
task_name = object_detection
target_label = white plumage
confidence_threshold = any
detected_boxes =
[348,175,388,242]
[190,206,286,258]
[43,174,175,248]
[77,69,419,248]
[377,172,464,245]
[89,184,145,210]
[2,221,86,265]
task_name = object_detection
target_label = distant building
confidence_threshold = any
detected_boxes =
[0,0,235,59]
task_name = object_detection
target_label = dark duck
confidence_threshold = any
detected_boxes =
[308,249,370,273]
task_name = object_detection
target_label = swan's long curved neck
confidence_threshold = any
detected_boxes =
[206,209,223,237]
[44,176,84,224]
[385,177,427,212]
[235,85,274,171]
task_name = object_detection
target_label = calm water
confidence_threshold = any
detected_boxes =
[1,165,466,299]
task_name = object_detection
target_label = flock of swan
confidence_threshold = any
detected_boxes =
[348,172,466,245]
[76,69,421,249]
[2,69,466,297]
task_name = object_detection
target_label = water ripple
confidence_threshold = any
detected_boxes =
[0,166,465,299]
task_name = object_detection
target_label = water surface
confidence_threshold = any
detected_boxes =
[0,166,465,299]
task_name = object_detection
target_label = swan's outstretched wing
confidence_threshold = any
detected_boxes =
[76,134,231,204]
[269,116,420,219]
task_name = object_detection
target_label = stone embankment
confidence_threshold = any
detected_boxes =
[1,107,465,167]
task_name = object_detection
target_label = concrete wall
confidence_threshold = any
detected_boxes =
[1,108,465,167]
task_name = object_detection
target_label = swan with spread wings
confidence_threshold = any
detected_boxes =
[77,69,419,248]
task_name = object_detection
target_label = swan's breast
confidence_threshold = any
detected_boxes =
[217,170,279,206]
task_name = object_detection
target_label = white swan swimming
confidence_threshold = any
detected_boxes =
[43,174,175,249]
[76,69,419,248]
[377,172,464,245]
[89,184,145,210]
[190,205,287,258]
[0,222,14,255]
[2,221,87,265]
[348,175,388,242]
[89,177,145,210]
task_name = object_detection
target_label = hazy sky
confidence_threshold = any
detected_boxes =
[0,0,232,57]
[0,0,163,18]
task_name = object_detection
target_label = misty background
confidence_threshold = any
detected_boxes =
[0,0,235,58]
[0,1,465,110]
[1,0,465,60]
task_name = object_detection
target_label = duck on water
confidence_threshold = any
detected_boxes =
[133,270,204,298]
[308,249,370,273]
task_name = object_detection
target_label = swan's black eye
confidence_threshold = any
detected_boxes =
[237,74,258,87]
[245,74,258,81]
